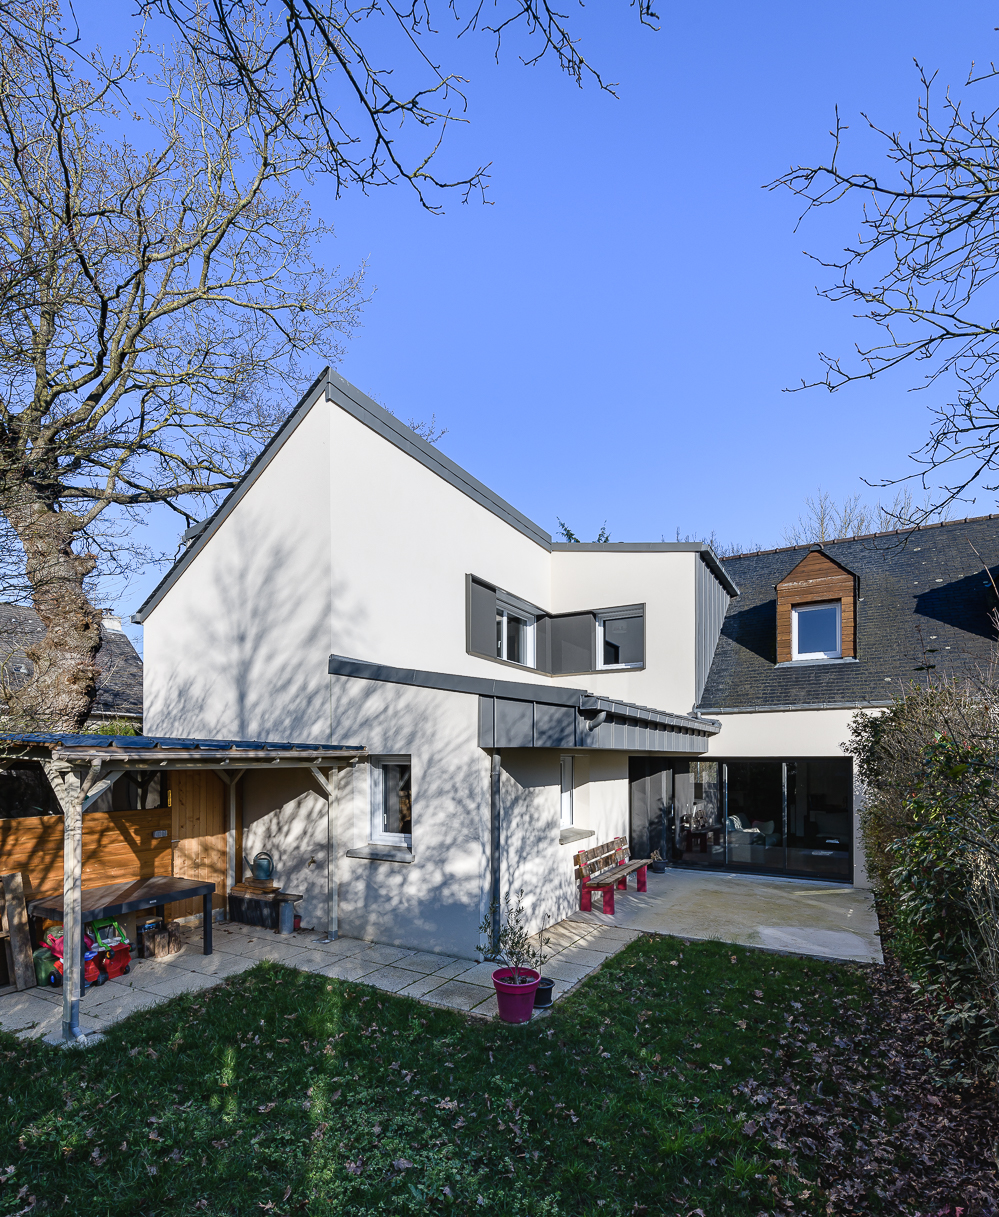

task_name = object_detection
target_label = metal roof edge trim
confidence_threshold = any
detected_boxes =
[131,368,332,624]
[326,371,553,550]
[329,654,716,733]
[695,700,893,715]
[550,542,739,597]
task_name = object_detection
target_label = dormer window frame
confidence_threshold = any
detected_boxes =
[791,600,842,661]
[775,547,858,666]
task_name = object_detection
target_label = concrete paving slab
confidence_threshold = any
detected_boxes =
[596,870,883,964]
[398,973,451,1000]
[283,950,342,973]
[425,980,497,1012]
[362,966,428,995]
[139,970,220,999]
[310,936,374,958]
[361,944,417,966]
[538,957,594,983]
[550,946,611,969]
[80,989,162,1024]
[0,991,59,1032]
[169,951,254,978]
[429,959,475,980]
[396,951,465,974]
[452,962,502,987]
[230,940,309,964]
[316,956,385,983]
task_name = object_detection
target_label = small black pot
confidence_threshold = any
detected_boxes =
[533,977,555,1008]
[650,860,668,874]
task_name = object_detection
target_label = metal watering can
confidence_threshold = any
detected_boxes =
[251,852,275,882]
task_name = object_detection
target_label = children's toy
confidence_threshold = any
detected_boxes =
[42,925,107,988]
[88,919,132,979]
[32,947,60,987]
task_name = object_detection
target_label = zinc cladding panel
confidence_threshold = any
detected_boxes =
[535,616,552,674]
[695,555,732,700]
[495,698,534,747]
[478,696,495,747]
[535,703,576,748]
[550,613,596,674]
[469,577,497,657]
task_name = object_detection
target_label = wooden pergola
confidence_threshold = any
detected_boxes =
[0,733,366,1040]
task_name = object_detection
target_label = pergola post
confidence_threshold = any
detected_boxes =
[310,765,339,944]
[42,759,103,1040]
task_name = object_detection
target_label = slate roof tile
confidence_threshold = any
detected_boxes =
[697,515,999,711]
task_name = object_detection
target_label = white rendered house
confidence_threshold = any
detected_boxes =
[133,369,999,957]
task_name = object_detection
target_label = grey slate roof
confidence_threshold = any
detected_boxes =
[697,514,999,712]
[0,606,143,721]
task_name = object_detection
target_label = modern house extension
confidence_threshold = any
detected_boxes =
[130,367,999,958]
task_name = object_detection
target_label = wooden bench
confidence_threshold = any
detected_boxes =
[575,836,651,915]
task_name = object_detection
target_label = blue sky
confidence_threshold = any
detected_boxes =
[76,1,999,648]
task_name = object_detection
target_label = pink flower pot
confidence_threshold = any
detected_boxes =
[492,968,541,1023]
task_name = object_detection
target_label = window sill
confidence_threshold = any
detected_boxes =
[345,845,415,864]
[559,827,595,846]
[775,657,858,669]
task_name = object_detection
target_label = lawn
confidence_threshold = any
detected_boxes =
[0,934,992,1216]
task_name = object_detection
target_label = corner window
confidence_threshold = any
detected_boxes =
[560,756,574,828]
[496,597,535,667]
[597,607,643,669]
[791,601,841,660]
[370,757,412,847]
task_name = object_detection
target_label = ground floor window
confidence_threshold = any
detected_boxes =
[370,757,413,847]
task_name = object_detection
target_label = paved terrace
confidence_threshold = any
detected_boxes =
[1,917,641,1044]
[0,870,882,1044]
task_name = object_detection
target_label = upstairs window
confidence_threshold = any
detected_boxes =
[496,597,535,667]
[597,607,644,669]
[792,601,841,660]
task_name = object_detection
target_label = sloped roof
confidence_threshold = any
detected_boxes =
[0,606,143,720]
[697,514,999,712]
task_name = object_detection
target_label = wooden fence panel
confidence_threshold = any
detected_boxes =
[0,809,172,900]
[169,770,227,920]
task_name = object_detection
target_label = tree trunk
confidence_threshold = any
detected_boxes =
[0,494,100,732]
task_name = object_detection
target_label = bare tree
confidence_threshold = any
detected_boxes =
[0,4,365,729]
[773,65,999,519]
[0,1,658,214]
[781,487,947,546]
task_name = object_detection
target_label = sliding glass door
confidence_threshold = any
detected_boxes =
[661,757,853,882]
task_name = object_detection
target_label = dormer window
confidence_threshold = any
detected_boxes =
[495,596,535,666]
[775,546,857,665]
[792,601,841,660]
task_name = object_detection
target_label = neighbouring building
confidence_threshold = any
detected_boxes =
[130,368,999,958]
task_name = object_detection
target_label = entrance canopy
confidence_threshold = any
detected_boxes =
[0,733,366,1040]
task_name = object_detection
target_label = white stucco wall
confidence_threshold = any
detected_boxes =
[551,550,700,712]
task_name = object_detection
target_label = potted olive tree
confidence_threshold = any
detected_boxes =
[479,889,551,1023]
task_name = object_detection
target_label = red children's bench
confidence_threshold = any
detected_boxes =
[575,836,651,915]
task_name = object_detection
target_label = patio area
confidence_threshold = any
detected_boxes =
[570,867,883,964]
[0,868,881,1044]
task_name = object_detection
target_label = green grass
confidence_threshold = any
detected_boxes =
[0,936,879,1216]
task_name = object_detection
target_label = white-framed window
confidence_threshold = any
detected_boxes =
[560,755,574,828]
[596,607,644,669]
[791,601,842,660]
[496,596,535,667]
[369,756,413,847]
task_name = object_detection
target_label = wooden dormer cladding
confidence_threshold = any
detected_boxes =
[776,548,857,663]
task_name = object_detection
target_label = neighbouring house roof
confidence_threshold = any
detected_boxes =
[0,606,143,722]
[697,514,999,713]
[131,368,736,622]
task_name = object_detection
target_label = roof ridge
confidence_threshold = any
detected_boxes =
[722,511,999,561]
